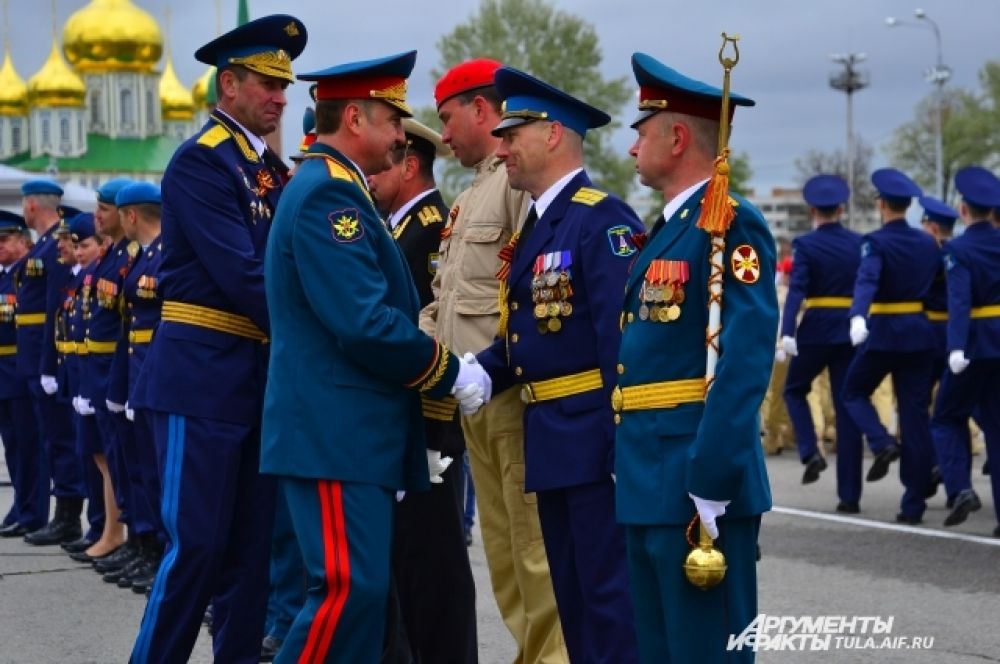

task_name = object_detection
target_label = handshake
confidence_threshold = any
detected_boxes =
[451,352,492,416]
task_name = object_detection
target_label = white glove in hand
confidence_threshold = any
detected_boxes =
[462,352,493,402]
[948,350,970,375]
[774,347,787,363]
[40,375,58,395]
[426,450,454,484]
[780,336,798,358]
[74,396,95,416]
[849,316,869,347]
[689,493,731,540]
[452,357,490,415]
[125,407,135,422]
[106,399,126,414]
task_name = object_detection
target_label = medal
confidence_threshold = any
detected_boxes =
[667,304,681,321]
[546,302,561,317]
[674,286,685,304]
[534,303,547,319]
[650,305,661,320]
[546,272,559,287]
[560,302,572,316]
[639,304,649,320]
[657,307,671,323]
[662,284,674,303]
[547,317,562,332]
[537,320,549,334]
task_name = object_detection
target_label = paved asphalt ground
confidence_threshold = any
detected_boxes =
[1,446,998,663]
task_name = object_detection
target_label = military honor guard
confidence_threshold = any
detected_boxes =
[780,175,865,511]
[260,50,490,664]
[16,179,87,546]
[128,15,307,664]
[614,50,777,663]
[930,167,1000,532]
[369,118,479,663]
[842,168,940,524]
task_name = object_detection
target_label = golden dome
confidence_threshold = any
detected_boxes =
[160,58,194,121]
[63,0,163,73]
[0,49,29,116]
[192,66,215,109]
[28,40,86,108]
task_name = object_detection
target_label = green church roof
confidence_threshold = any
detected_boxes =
[2,133,182,174]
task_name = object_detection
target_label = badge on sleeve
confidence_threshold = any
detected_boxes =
[330,208,363,243]
[861,241,871,258]
[730,244,760,284]
[607,225,638,257]
[943,252,955,271]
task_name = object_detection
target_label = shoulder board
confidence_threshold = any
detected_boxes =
[302,153,353,183]
[729,196,740,208]
[196,125,231,149]
[571,187,608,206]
[417,205,444,226]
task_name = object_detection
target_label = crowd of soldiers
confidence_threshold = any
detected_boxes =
[0,10,998,664]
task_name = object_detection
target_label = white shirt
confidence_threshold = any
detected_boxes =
[216,109,266,158]
[534,167,584,218]
[388,189,437,230]
[661,178,709,225]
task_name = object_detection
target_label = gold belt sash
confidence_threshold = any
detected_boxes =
[925,310,948,322]
[161,301,268,342]
[0,344,15,356]
[804,297,852,309]
[129,329,154,344]
[868,302,922,315]
[520,368,603,404]
[15,313,45,326]
[612,378,706,412]
[85,339,117,354]
[55,341,73,354]
[971,304,1000,319]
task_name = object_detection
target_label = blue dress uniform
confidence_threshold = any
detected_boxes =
[615,53,775,664]
[781,175,864,509]
[129,16,307,664]
[476,67,640,664]
[842,168,940,522]
[261,52,469,664]
[16,181,86,544]
[930,167,1000,529]
[0,213,47,536]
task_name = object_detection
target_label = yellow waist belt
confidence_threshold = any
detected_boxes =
[804,297,852,309]
[520,368,603,405]
[15,313,45,326]
[129,329,154,344]
[868,301,923,315]
[85,339,117,354]
[611,378,706,413]
[0,344,15,356]
[55,341,73,354]
[925,310,948,322]
[161,301,268,343]
[421,396,458,422]
[971,304,1000,319]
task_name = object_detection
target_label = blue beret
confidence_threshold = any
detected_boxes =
[954,166,1000,209]
[871,168,921,202]
[630,52,755,128]
[96,178,134,205]
[115,182,161,207]
[69,213,96,242]
[21,179,63,197]
[194,14,307,84]
[0,210,27,235]
[299,51,416,117]
[918,195,958,228]
[803,175,849,208]
[491,67,610,138]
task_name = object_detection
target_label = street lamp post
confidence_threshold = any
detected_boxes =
[886,9,952,198]
[829,53,869,227]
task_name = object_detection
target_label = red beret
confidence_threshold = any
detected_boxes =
[434,58,503,108]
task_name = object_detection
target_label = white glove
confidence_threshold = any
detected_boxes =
[780,336,798,358]
[71,396,81,414]
[774,347,787,363]
[106,399,126,414]
[849,316,869,347]
[74,396,95,416]
[40,375,58,395]
[689,493,731,540]
[462,352,493,402]
[426,450,454,484]
[395,490,406,502]
[125,406,135,422]
[452,357,490,415]
[948,350,970,375]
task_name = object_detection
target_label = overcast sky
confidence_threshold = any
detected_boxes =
[5,0,998,193]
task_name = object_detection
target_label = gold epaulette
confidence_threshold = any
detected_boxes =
[127,241,140,259]
[196,125,230,149]
[571,187,608,206]
[729,196,740,208]
[302,153,353,183]
[197,121,259,163]
[417,205,444,226]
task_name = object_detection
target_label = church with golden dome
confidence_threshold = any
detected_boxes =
[0,0,215,188]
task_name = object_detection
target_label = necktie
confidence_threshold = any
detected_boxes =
[516,205,538,254]
[649,213,666,240]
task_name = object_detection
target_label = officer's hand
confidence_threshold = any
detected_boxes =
[106,399,126,414]
[948,350,970,375]
[454,383,484,416]
[40,374,58,395]
[689,493,731,540]
[427,450,453,484]
[780,336,798,358]
[462,352,492,402]
[849,316,869,347]
[78,398,95,416]
[452,359,490,414]
[125,405,135,422]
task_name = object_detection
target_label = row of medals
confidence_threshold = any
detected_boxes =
[532,271,572,334]
[639,281,684,322]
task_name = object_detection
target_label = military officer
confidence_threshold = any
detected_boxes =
[842,168,940,524]
[0,212,47,538]
[369,118,478,663]
[780,175,864,512]
[930,166,1000,532]
[16,179,86,546]
[615,52,777,663]
[260,50,489,664]
[129,15,308,664]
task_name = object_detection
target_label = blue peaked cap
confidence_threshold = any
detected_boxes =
[871,168,921,204]
[918,195,958,228]
[491,66,610,138]
[69,213,96,242]
[194,14,307,84]
[954,166,1000,209]
[0,210,27,234]
[803,174,849,208]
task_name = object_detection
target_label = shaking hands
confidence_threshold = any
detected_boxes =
[452,352,492,416]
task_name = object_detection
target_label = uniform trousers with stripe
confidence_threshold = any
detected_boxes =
[130,412,275,664]
[277,477,393,664]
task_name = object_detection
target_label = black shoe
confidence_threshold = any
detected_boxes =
[105,556,143,585]
[946,494,955,509]
[0,522,28,538]
[131,566,158,595]
[867,444,901,482]
[895,512,922,525]
[836,501,860,514]
[260,635,282,662]
[93,540,138,573]
[61,537,95,554]
[943,489,981,527]
[801,453,828,484]
[925,466,942,499]
[23,498,83,545]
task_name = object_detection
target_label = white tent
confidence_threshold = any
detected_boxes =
[0,164,97,216]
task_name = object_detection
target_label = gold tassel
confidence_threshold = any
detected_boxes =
[696,147,735,235]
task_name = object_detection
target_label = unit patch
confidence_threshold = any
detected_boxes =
[730,244,760,284]
[607,225,638,257]
[330,208,363,243]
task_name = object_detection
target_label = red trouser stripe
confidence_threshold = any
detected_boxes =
[299,480,351,664]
